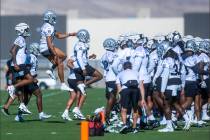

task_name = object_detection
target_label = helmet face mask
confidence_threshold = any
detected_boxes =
[126,39,135,49]
[173,34,182,43]
[159,41,172,58]
[77,29,90,43]
[155,35,165,44]
[166,33,174,43]
[145,39,156,52]
[44,10,56,25]
[185,40,196,53]
[15,23,30,37]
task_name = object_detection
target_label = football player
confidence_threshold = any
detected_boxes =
[196,41,210,121]
[39,10,76,91]
[153,41,191,132]
[7,23,34,114]
[100,38,118,125]
[72,29,103,119]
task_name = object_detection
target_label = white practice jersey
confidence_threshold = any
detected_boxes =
[12,36,27,65]
[160,57,181,95]
[25,54,38,76]
[73,41,89,70]
[39,23,55,52]
[112,48,132,73]
[197,53,210,79]
[132,46,145,72]
[183,55,198,81]
[148,49,159,77]
[101,51,118,82]
[116,69,139,89]
[138,48,151,83]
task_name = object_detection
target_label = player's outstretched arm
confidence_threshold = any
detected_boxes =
[55,32,76,39]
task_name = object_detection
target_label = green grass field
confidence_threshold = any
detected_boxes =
[1,88,210,140]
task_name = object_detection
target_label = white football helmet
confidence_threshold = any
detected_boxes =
[166,32,174,42]
[127,34,140,44]
[159,41,172,57]
[154,34,165,44]
[77,29,90,43]
[146,39,156,50]
[117,34,128,48]
[182,35,194,43]
[193,37,203,46]
[103,38,118,51]
[43,10,56,25]
[185,40,196,52]
[198,41,209,54]
[15,23,30,37]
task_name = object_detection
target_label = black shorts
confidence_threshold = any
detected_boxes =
[105,81,117,99]
[73,65,96,81]
[205,78,210,95]
[67,79,79,92]
[184,81,198,98]
[144,83,152,98]
[11,64,30,80]
[73,68,85,81]
[199,78,210,99]
[85,65,96,76]
[120,88,140,110]
[41,49,53,57]
[164,90,180,102]
[24,82,39,94]
[153,77,162,92]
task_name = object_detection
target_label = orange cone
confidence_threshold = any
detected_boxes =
[81,121,89,140]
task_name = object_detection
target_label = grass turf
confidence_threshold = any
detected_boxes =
[0,88,210,140]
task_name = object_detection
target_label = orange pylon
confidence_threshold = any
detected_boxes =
[81,121,89,140]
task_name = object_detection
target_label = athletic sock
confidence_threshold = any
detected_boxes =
[64,109,69,114]
[39,112,43,116]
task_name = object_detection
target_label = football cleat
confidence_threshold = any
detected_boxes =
[132,128,139,134]
[119,124,128,134]
[60,83,73,91]
[158,126,174,132]
[72,107,86,120]
[183,120,191,130]
[62,112,72,121]
[39,112,52,120]
[19,103,31,114]
[202,114,210,121]
[15,114,24,122]
[1,108,10,116]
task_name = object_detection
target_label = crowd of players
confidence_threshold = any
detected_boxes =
[1,10,210,134]
[100,31,210,133]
